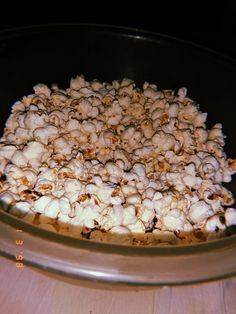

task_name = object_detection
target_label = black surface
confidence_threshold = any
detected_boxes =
[0,1,235,58]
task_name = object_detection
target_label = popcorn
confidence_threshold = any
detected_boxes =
[189,201,213,224]
[33,83,51,98]
[11,150,28,168]
[33,125,58,145]
[0,75,236,246]
[126,193,142,205]
[225,208,236,226]
[64,178,82,202]
[161,209,186,231]
[0,145,17,159]
[23,141,46,161]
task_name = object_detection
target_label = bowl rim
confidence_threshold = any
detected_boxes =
[0,22,235,64]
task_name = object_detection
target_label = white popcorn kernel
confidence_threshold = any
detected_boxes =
[143,188,155,200]
[44,198,60,218]
[162,210,185,231]
[182,174,196,187]
[33,125,58,145]
[11,100,25,112]
[81,121,96,133]
[152,192,163,201]
[74,203,100,228]
[140,119,154,139]
[225,208,236,226]
[5,113,19,130]
[34,196,52,214]
[154,195,172,216]
[205,214,225,232]
[122,205,137,225]
[97,185,113,203]
[208,123,224,142]
[167,103,179,118]
[48,109,67,126]
[64,178,82,194]
[121,185,137,196]
[132,163,147,179]
[53,137,73,155]
[189,201,213,224]
[67,159,84,177]
[126,193,142,204]
[93,175,103,186]
[152,131,175,152]
[194,112,207,127]
[77,99,93,117]
[103,205,123,228]
[66,118,81,132]
[33,83,51,98]
[120,126,135,140]
[23,141,45,160]
[11,150,28,167]
[24,110,47,131]
[110,195,123,205]
[50,93,67,107]
[0,157,8,174]
[64,179,82,202]
[114,149,132,170]
[109,225,130,234]
[91,79,103,91]
[127,219,145,233]
[5,164,25,182]
[0,145,17,159]
[70,75,86,90]
[183,221,193,232]
[179,105,198,124]
[143,86,159,100]
[59,197,71,215]
[199,156,219,179]
[151,108,164,121]
[195,128,208,144]
[142,198,154,210]
[58,167,74,179]
[134,145,153,158]
[89,106,99,118]
[140,199,155,222]
[105,161,122,178]
[115,159,125,170]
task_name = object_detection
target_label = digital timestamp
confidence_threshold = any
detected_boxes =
[15,229,24,268]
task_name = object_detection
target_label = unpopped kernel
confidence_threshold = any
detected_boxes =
[0,75,236,245]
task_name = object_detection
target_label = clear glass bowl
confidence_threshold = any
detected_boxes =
[0,24,236,287]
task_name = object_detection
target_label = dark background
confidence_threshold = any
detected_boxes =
[0,1,235,59]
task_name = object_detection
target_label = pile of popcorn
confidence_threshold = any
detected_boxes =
[0,75,236,245]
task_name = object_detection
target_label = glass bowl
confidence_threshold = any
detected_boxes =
[0,24,236,287]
